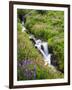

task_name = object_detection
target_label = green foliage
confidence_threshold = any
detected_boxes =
[17,30,64,80]
[17,22,22,32]
[17,9,32,16]
[17,67,25,80]
[48,37,64,72]
[36,10,47,15]
[17,31,44,63]
[24,10,64,72]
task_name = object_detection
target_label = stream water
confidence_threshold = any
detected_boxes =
[22,21,26,32]
[21,16,51,65]
[29,35,51,65]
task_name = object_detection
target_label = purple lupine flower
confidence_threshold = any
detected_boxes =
[29,60,32,64]
[34,65,36,79]
[34,65,36,71]
[26,60,29,65]
[22,60,27,65]
[28,70,33,79]
[18,59,37,80]
[34,72,36,79]
[17,62,21,67]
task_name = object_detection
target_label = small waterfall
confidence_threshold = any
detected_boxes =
[22,21,26,32]
[42,42,48,56]
[29,34,36,43]
[20,14,51,65]
[29,35,51,65]
[21,16,26,32]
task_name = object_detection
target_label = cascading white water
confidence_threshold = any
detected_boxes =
[35,41,51,65]
[22,21,26,32]
[42,42,51,65]
[21,15,27,32]
[29,35,51,65]
[42,42,48,56]
[35,40,47,58]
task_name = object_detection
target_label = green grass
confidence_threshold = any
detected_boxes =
[17,29,63,80]
[24,10,64,72]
